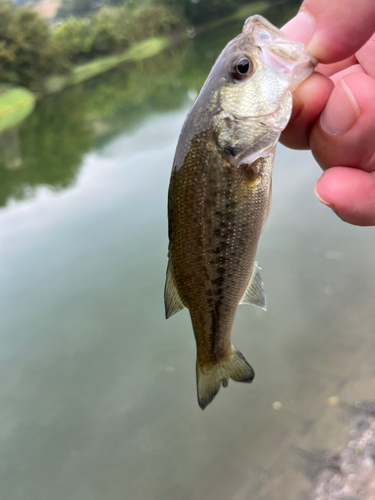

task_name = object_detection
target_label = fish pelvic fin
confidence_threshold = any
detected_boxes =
[196,348,254,410]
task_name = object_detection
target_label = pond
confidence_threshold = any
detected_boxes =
[1,5,375,500]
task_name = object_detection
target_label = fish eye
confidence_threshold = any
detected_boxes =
[230,55,254,81]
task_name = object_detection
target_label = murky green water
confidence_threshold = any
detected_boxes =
[1,7,375,500]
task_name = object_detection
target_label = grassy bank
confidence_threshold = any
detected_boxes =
[45,36,171,93]
[0,87,36,133]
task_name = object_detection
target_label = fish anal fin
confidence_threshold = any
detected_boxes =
[164,262,186,319]
[239,262,266,311]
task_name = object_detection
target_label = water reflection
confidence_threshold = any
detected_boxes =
[0,89,93,206]
[1,8,292,207]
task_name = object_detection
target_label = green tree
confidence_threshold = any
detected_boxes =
[0,1,68,88]
[154,0,246,25]
[90,6,131,55]
[57,0,99,19]
[126,4,181,40]
[52,17,97,63]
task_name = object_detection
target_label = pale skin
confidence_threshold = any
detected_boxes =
[280,0,375,226]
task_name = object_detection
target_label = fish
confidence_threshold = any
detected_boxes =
[165,15,317,409]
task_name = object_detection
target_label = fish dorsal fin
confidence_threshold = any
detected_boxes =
[164,262,186,319]
[239,263,266,311]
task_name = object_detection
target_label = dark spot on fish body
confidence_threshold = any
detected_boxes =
[211,276,224,286]
[224,146,237,157]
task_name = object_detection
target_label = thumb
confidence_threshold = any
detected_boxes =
[282,0,375,63]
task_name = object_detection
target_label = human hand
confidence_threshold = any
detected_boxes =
[281,0,375,226]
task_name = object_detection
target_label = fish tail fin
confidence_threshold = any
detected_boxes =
[196,348,254,410]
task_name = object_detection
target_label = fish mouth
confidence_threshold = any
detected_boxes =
[243,14,317,90]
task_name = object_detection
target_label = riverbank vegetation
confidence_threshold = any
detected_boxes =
[0,0,274,90]
[0,1,67,89]
[0,0,276,131]
[52,3,181,65]
[0,0,301,133]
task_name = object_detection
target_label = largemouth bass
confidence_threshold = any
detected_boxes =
[165,15,316,409]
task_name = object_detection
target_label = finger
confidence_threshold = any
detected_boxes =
[316,56,357,77]
[280,72,333,150]
[329,64,366,85]
[315,168,375,226]
[310,73,375,172]
[282,0,375,63]
[356,32,375,78]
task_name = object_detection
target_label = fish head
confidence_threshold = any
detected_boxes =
[217,14,317,119]
[203,15,317,166]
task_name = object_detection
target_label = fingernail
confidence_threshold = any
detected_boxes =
[320,79,361,136]
[282,10,316,46]
[314,180,333,207]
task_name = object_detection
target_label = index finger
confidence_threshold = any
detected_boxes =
[282,0,375,63]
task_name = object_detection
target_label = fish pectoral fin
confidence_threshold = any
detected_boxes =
[164,262,186,319]
[239,262,266,311]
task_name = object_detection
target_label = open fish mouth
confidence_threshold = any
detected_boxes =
[244,14,317,91]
